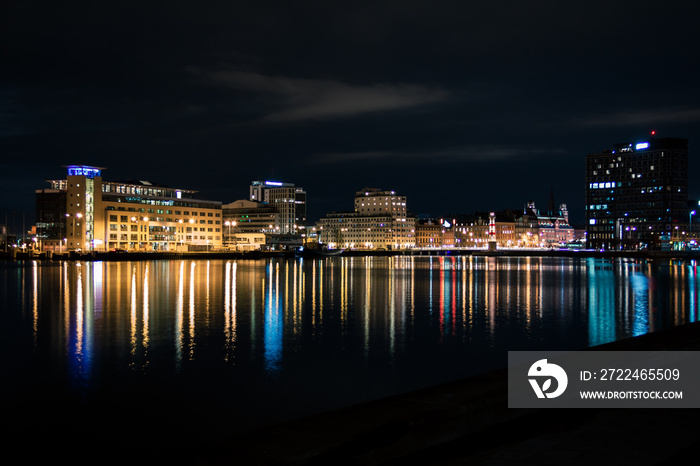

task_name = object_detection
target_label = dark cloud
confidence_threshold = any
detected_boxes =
[311,145,566,164]
[577,107,700,128]
[192,68,449,122]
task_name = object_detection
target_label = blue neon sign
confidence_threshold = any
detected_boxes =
[67,165,102,178]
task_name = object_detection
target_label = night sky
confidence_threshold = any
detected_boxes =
[2,1,699,232]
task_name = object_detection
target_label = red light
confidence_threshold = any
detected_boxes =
[651,130,656,135]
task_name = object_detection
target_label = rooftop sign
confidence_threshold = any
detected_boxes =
[66,165,102,178]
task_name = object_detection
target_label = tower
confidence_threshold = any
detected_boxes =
[488,211,497,251]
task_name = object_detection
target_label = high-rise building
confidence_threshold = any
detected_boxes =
[249,180,306,235]
[36,165,222,251]
[585,137,688,250]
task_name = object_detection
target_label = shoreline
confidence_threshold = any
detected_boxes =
[2,248,700,262]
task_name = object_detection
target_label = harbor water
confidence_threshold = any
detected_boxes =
[1,255,698,458]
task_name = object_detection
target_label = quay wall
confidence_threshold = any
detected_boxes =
[2,248,700,262]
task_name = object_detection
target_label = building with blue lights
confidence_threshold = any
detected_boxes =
[249,180,306,235]
[585,137,689,250]
[36,166,222,252]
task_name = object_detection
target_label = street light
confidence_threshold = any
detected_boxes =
[690,211,696,248]
[690,210,696,232]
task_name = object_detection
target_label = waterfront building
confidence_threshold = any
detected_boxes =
[585,137,688,250]
[36,165,222,251]
[228,232,267,251]
[415,218,456,248]
[317,188,416,250]
[222,200,280,235]
[454,209,541,248]
[415,220,445,248]
[35,187,67,251]
[526,201,575,247]
[249,180,306,235]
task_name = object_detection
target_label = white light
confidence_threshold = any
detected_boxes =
[635,142,649,150]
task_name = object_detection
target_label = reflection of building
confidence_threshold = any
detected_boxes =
[249,180,306,235]
[36,165,222,251]
[586,137,688,250]
[317,188,416,249]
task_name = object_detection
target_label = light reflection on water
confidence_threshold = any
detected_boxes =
[2,256,699,449]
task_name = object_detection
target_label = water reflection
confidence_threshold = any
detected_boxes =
[7,256,700,421]
[264,261,283,374]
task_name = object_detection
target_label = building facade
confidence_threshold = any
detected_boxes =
[415,218,457,248]
[585,137,688,250]
[250,180,306,235]
[526,201,575,247]
[36,166,222,251]
[222,200,280,233]
[317,188,416,250]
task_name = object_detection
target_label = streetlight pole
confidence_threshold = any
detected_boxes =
[690,210,696,249]
[690,210,696,232]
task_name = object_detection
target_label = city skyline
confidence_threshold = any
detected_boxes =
[2,1,699,230]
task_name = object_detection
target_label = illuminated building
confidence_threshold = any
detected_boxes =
[0,224,7,250]
[317,188,416,249]
[36,165,222,251]
[527,201,574,247]
[585,137,688,250]
[415,220,444,247]
[249,180,306,235]
[353,188,408,217]
[222,200,280,233]
[415,218,456,248]
[35,187,68,251]
[221,200,278,249]
[454,209,541,248]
